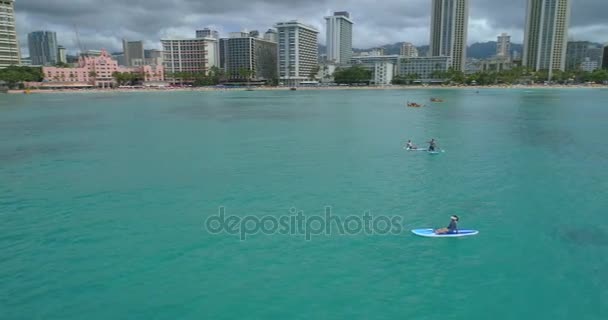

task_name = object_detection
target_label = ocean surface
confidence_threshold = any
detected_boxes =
[1,88,607,319]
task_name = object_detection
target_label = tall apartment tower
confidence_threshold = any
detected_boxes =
[429,0,469,72]
[28,31,59,65]
[325,11,353,64]
[0,0,20,68]
[221,33,277,82]
[496,33,511,59]
[122,39,145,67]
[523,0,571,72]
[400,42,419,57]
[275,21,319,86]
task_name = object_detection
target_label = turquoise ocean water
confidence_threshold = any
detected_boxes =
[1,89,607,319]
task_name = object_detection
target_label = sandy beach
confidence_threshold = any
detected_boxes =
[8,83,608,94]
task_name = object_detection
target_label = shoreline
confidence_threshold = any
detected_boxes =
[8,84,608,94]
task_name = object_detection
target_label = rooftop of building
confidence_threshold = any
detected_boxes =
[274,21,319,33]
[161,37,218,42]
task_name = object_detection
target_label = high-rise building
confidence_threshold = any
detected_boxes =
[196,28,219,39]
[602,45,608,70]
[496,33,511,59]
[249,30,260,38]
[221,33,277,82]
[275,21,319,86]
[144,49,163,66]
[57,46,67,64]
[28,31,58,65]
[429,0,469,71]
[325,11,353,64]
[0,0,20,68]
[122,39,145,67]
[523,0,571,72]
[566,41,602,70]
[264,29,278,43]
[161,37,219,76]
[400,42,419,57]
[112,53,126,66]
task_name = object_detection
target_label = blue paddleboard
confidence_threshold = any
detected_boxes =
[411,228,478,237]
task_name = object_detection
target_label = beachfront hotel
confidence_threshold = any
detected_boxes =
[276,21,319,86]
[429,0,469,72]
[523,0,571,72]
[220,33,277,83]
[397,56,451,82]
[42,50,164,88]
[325,11,353,65]
[0,0,20,68]
[161,37,219,76]
[400,42,419,58]
[28,31,58,66]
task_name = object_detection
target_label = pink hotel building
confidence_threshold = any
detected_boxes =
[43,50,164,87]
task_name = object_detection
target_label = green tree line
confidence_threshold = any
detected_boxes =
[167,66,225,86]
[333,66,372,84]
[430,67,608,86]
[0,66,44,89]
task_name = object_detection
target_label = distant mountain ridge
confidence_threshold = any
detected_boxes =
[319,41,530,59]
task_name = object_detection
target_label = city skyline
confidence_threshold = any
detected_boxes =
[14,0,608,56]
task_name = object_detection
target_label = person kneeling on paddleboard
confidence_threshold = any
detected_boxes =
[406,140,417,150]
[428,139,437,151]
[435,215,459,234]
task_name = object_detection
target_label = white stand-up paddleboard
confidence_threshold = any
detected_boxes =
[404,147,428,151]
[411,228,478,237]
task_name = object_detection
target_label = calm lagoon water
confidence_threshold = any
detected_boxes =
[1,89,607,319]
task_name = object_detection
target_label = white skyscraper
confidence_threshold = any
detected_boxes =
[429,0,469,72]
[325,11,353,64]
[161,37,219,75]
[0,0,20,68]
[275,21,319,86]
[523,0,571,72]
[400,42,419,57]
[496,33,511,60]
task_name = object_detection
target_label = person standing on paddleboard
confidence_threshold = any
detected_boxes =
[427,139,437,151]
[435,215,459,234]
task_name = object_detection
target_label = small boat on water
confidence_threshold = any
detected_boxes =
[290,87,297,91]
[430,97,444,102]
[407,101,423,108]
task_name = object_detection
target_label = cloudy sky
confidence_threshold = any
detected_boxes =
[15,0,608,55]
